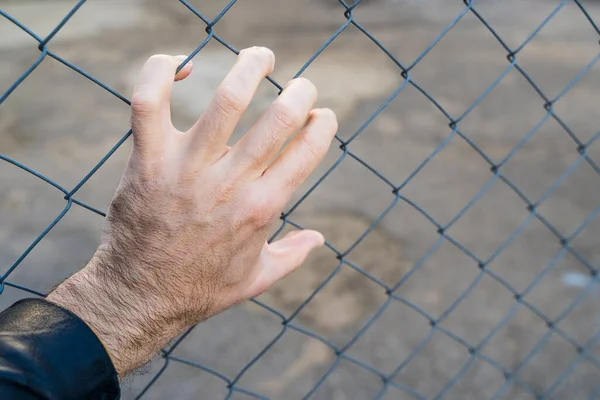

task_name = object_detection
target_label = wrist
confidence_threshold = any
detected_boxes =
[47,255,184,377]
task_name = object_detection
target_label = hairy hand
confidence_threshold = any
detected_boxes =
[47,48,337,377]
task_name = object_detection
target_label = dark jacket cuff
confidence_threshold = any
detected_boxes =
[0,298,120,399]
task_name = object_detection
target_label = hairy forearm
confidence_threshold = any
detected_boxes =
[47,255,186,377]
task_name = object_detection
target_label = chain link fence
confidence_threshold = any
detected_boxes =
[1,0,600,398]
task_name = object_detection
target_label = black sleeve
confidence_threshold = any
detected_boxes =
[0,298,120,400]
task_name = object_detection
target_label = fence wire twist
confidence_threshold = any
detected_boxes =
[1,0,600,399]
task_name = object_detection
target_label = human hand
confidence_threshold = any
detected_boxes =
[47,47,337,377]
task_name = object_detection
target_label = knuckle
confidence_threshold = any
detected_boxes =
[245,191,279,227]
[287,165,308,191]
[214,180,237,207]
[214,85,246,116]
[131,91,159,118]
[243,148,265,168]
[132,55,176,119]
[270,101,302,131]
[299,132,322,161]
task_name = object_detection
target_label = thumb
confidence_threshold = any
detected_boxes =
[246,230,325,298]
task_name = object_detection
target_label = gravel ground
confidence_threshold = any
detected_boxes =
[1,0,600,398]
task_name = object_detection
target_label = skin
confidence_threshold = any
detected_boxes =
[46,47,338,378]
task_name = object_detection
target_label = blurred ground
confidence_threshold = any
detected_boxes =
[1,0,600,399]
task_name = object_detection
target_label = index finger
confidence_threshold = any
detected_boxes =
[186,47,275,164]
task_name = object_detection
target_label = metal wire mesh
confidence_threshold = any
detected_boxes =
[1,0,600,399]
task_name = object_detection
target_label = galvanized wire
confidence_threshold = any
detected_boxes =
[1,0,600,399]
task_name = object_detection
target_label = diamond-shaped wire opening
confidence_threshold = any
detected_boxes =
[349,0,470,72]
[545,336,600,399]
[129,355,232,400]
[580,123,600,170]
[398,131,493,227]
[339,203,433,289]
[575,0,600,23]
[69,136,131,213]
[1,55,132,189]
[377,383,424,400]
[2,1,132,110]
[343,82,454,186]
[277,23,405,143]
[269,256,391,349]
[255,240,343,335]
[506,0,600,102]
[2,0,600,399]
[546,357,600,400]
[582,337,600,376]
[477,306,552,375]
[234,329,337,399]
[412,264,590,398]
[404,10,512,119]
[268,200,408,316]
[279,150,397,228]
[391,329,472,399]
[484,218,565,294]
[390,238,479,322]
[3,204,101,294]
[189,0,350,51]
[0,18,45,101]
[533,151,600,240]
[566,206,600,272]
[46,18,209,110]
[512,333,583,398]
[166,301,286,384]
[176,0,238,23]
[498,115,594,206]
[455,67,551,166]
[314,359,390,399]
[436,356,507,400]
[265,146,347,233]
[344,296,432,375]
[443,178,533,263]
[307,356,387,400]
[34,1,177,65]
[0,163,68,276]
[525,254,599,344]
[546,54,600,145]
[471,0,574,52]
[0,0,86,42]
[371,192,442,264]
[439,273,518,346]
